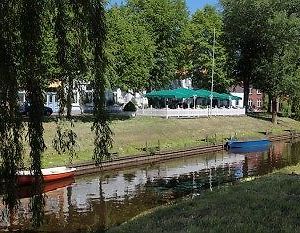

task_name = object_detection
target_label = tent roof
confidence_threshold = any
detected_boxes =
[145,88,242,100]
[145,88,197,99]
[218,93,242,100]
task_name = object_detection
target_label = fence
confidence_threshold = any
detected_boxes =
[137,106,245,118]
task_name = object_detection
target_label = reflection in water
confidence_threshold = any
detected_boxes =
[1,140,300,232]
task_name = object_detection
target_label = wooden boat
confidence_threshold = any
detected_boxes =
[226,139,270,150]
[17,166,76,186]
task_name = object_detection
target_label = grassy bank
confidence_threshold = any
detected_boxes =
[26,115,300,167]
[106,165,300,233]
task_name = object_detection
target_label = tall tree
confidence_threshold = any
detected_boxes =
[106,6,155,92]
[55,0,90,118]
[186,5,229,92]
[20,0,48,226]
[221,0,272,111]
[78,0,113,164]
[128,0,189,89]
[0,0,24,209]
[20,0,46,182]
[254,7,300,123]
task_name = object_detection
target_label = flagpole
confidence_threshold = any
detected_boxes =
[210,28,216,116]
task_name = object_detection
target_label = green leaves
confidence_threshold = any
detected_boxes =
[222,0,300,121]
[186,6,230,92]
[106,6,155,91]
[127,0,189,89]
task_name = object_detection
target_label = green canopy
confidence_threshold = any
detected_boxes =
[145,88,197,99]
[145,88,241,100]
[219,93,242,101]
[193,89,223,99]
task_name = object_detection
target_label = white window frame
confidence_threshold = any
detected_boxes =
[248,99,253,107]
[257,99,262,108]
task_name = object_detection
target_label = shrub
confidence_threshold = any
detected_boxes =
[123,101,137,112]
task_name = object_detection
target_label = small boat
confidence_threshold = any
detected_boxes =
[17,166,76,186]
[226,139,270,150]
[229,144,270,154]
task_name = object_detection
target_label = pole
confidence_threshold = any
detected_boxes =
[210,28,216,116]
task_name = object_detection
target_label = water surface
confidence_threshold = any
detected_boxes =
[1,139,300,232]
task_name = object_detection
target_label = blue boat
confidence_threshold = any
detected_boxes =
[226,139,271,150]
[228,144,270,154]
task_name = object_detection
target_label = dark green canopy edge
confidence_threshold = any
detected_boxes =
[145,88,242,100]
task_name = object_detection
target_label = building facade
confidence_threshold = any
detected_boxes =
[229,85,264,111]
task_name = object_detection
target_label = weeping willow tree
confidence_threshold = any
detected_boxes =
[0,0,24,210]
[20,0,47,226]
[86,0,113,164]
[20,0,46,183]
[70,0,113,164]
[1,0,111,228]
[52,0,79,162]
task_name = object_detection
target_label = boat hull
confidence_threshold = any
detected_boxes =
[226,139,270,149]
[17,167,76,186]
[229,144,270,154]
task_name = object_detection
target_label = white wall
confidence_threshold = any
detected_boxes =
[230,92,244,108]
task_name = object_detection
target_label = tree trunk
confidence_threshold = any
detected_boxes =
[272,96,278,124]
[243,78,250,113]
[267,94,272,113]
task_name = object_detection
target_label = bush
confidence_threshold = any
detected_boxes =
[123,101,137,112]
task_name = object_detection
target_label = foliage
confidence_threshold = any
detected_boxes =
[123,101,137,112]
[187,6,230,92]
[221,0,272,109]
[0,0,24,209]
[128,0,189,89]
[0,0,110,227]
[105,6,155,92]
[52,119,78,163]
[81,0,114,165]
[221,0,300,122]
[254,8,300,97]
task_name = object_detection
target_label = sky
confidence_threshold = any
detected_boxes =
[109,0,219,14]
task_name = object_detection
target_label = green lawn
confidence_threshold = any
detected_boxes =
[106,165,300,233]
[23,115,300,167]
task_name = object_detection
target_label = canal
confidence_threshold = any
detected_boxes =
[1,139,300,232]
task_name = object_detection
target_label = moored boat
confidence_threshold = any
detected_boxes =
[228,144,270,154]
[226,139,270,150]
[17,166,76,186]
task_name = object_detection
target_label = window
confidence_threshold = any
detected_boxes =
[257,99,262,108]
[257,89,262,95]
[249,88,252,95]
[248,99,253,107]
[49,94,53,103]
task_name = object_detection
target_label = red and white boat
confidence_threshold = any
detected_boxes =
[17,166,76,186]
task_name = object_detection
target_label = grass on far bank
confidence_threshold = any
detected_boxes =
[106,165,300,233]
[26,115,300,168]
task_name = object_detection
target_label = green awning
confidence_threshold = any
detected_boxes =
[219,93,242,100]
[195,89,224,100]
[145,88,197,99]
[145,88,241,100]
